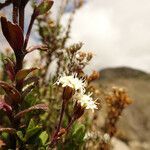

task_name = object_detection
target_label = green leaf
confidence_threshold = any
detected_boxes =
[39,131,48,145]
[17,131,25,142]
[72,123,86,143]
[28,119,36,130]
[36,0,54,15]
[1,132,9,140]
[25,126,41,141]
[24,91,38,108]
[25,119,41,141]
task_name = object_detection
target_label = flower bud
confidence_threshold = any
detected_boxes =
[35,0,54,16]
[62,86,75,102]
[73,102,85,120]
[88,71,100,82]
[66,43,83,54]
[87,52,93,61]
[57,128,66,137]
[76,52,86,61]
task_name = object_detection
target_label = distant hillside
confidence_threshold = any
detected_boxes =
[100,67,150,80]
[96,66,150,145]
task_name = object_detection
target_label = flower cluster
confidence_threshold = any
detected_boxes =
[73,93,98,112]
[105,87,132,137]
[57,74,98,112]
[75,51,93,66]
[56,74,86,93]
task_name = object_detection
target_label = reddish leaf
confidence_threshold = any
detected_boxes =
[15,68,38,82]
[23,76,39,87]
[0,127,16,134]
[0,100,12,114]
[4,58,15,81]
[22,77,39,98]
[14,103,48,119]
[0,81,21,103]
[22,81,39,98]
[1,17,24,53]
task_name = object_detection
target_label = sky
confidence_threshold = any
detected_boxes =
[61,0,150,73]
[0,0,150,73]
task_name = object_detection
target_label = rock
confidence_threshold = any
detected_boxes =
[129,141,150,150]
[111,138,130,150]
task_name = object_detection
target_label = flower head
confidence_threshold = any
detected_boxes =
[103,133,110,143]
[56,74,86,93]
[73,93,98,112]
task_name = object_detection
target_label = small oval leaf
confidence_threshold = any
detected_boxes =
[14,103,48,119]
[35,0,54,15]
[0,81,21,103]
[1,17,24,53]
[0,100,12,114]
[4,58,15,81]
[15,68,38,82]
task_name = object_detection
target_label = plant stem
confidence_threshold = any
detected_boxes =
[66,118,75,132]
[19,7,25,32]
[57,100,66,132]
[15,55,24,92]
[15,54,24,73]
[23,11,36,50]
[13,1,18,24]
[51,99,66,146]
[9,54,24,149]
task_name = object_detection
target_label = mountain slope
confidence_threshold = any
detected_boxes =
[97,67,150,145]
[100,67,150,80]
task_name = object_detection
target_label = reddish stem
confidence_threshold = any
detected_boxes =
[13,1,18,24]
[66,118,75,132]
[19,6,25,32]
[23,10,37,50]
[51,99,66,146]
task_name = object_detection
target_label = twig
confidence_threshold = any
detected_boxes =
[19,7,25,32]
[51,100,66,146]
[12,1,19,24]
[23,10,37,50]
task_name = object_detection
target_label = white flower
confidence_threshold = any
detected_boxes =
[56,74,86,93]
[73,93,98,112]
[84,131,98,140]
[103,133,110,143]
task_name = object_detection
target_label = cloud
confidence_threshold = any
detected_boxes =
[1,0,150,73]
[63,0,150,73]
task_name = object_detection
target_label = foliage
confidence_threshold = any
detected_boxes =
[0,0,132,149]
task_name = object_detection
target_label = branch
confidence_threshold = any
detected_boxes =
[14,103,48,119]
[0,127,16,134]
[23,10,37,50]
[26,45,48,54]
